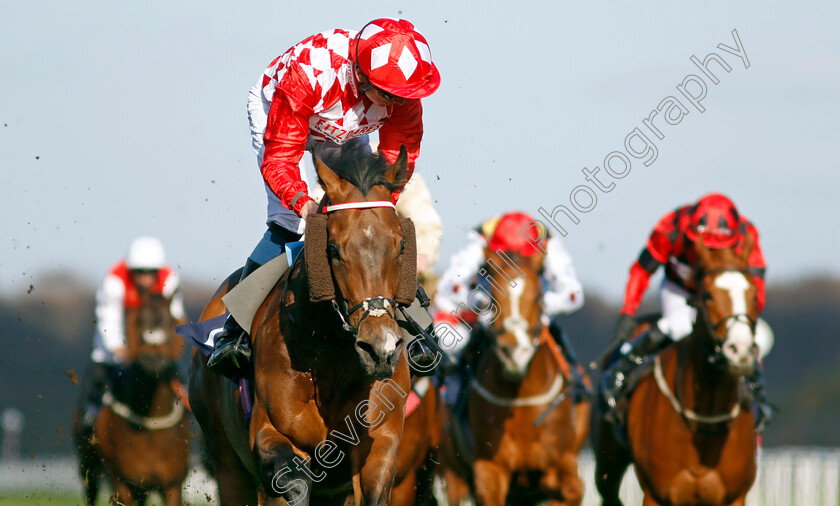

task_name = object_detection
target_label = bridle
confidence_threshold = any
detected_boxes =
[689,267,757,367]
[284,199,402,341]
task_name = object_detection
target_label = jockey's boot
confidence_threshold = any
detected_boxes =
[398,286,454,377]
[77,362,108,439]
[548,316,592,402]
[602,324,670,421]
[207,258,262,374]
[746,360,773,433]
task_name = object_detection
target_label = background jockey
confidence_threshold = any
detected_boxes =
[208,18,442,373]
[433,212,587,405]
[605,192,773,430]
[77,236,187,435]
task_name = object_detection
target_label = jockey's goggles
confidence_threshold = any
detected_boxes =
[129,268,159,275]
[356,67,403,103]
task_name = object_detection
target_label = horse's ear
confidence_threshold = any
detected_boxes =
[739,229,755,265]
[694,235,714,269]
[383,145,409,189]
[526,252,545,274]
[483,246,495,267]
[313,150,346,200]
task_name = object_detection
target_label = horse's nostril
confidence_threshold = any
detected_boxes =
[356,341,378,361]
[727,343,738,354]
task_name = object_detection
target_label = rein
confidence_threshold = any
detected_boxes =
[654,267,754,427]
[470,373,565,408]
[653,354,741,425]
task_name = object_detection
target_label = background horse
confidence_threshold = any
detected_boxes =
[189,145,416,505]
[593,235,760,506]
[440,249,587,506]
[75,292,190,505]
[390,376,441,506]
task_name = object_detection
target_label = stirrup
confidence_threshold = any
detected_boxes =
[406,337,441,377]
[207,332,252,373]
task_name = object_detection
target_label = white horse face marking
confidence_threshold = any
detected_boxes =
[499,277,536,375]
[143,327,168,345]
[713,271,757,371]
[363,226,374,240]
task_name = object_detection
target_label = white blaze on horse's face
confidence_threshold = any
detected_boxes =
[714,271,757,370]
[143,328,168,346]
[501,277,536,374]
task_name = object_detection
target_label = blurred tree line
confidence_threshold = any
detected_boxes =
[1,270,837,457]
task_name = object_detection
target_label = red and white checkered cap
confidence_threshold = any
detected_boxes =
[355,18,441,99]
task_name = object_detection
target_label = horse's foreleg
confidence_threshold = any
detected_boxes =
[641,490,663,506]
[390,468,417,506]
[352,430,401,506]
[728,494,747,506]
[472,459,509,506]
[592,419,631,506]
[572,400,591,453]
[443,467,470,506]
[254,423,313,505]
[540,453,584,506]
[162,484,183,506]
[111,480,136,505]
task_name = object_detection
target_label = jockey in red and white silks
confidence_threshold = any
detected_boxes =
[91,237,186,365]
[79,237,187,433]
[208,18,441,374]
[247,22,437,236]
[433,212,585,359]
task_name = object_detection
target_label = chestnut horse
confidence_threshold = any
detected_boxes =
[189,146,416,505]
[75,292,190,505]
[441,249,588,506]
[593,235,760,506]
[390,377,441,506]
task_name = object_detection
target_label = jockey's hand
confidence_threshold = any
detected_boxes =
[301,200,318,220]
[614,313,637,344]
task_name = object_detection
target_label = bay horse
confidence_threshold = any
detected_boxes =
[593,235,760,506]
[440,248,588,506]
[76,292,190,505]
[189,145,416,505]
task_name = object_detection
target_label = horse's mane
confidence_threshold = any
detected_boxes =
[312,140,402,196]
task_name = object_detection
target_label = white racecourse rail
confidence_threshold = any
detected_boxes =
[0,448,838,505]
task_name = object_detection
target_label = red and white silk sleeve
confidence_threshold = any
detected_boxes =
[261,65,318,216]
[378,99,423,202]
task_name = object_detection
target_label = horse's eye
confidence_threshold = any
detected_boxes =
[400,238,406,254]
[328,243,341,261]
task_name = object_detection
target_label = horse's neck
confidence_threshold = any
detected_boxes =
[117,367,175,417]
[675,337,740,415]
[146,380,177,417]
[275,260,366,390]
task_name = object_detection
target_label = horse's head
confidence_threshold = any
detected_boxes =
[482,249,545,380]
[125,292,182,377]
[692,233,759,376]
[310,143,411,379]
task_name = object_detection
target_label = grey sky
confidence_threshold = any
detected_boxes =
[2,1,838,301]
